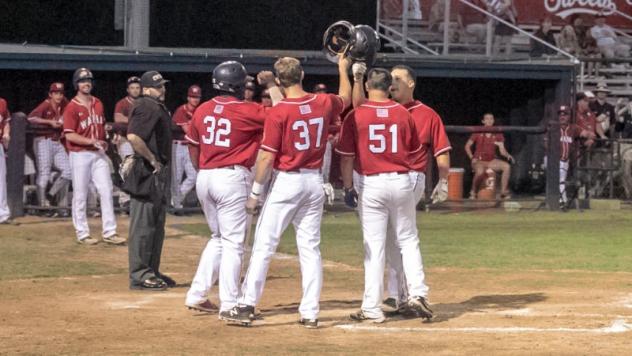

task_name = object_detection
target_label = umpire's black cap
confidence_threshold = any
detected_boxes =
[140,71,169,88]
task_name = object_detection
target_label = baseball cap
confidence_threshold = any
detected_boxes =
[576,91,595,101]
[127,76,141,86]
[49,82,65,93]
[558,105,570,114]
[188,85,202,98]
[313,83,327,92]
[245,81,256,91]
[140,71,169,88]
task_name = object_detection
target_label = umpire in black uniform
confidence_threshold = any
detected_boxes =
[127,71,175,290]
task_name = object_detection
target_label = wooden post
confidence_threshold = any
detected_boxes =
[6,113,26,217]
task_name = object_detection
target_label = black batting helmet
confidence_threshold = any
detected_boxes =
[72,67,93,89]
[212,61,250,94]
[323,20,356,63]
[347,25,380,66]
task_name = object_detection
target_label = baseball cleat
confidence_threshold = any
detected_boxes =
[349,310,385,323]
[103,234,126,245]
[186,300,218,313]
[220,305,255,326]
[407,296,434,321]
[77,236,99,245]
[381,297,399,313]
[298,318,319,329]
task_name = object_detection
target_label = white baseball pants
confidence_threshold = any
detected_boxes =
[385,171,429,303]
[33,137,71,189]
[117,139,134,159]
[0,146,10,223]
[358,172,426,318]
[560,160,569,203]
[240,169,325,320]
[69,151,117,240]
[186,167,252,311]
[171,143,197,208]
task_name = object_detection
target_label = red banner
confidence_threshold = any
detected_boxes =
[381,1,632,29]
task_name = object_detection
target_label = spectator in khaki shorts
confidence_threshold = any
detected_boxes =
[465,113,514,199]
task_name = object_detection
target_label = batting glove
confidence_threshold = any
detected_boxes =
[430,178,448,204]
[344,187,358,208]
[352,62,367,81]
[323,183,335,206]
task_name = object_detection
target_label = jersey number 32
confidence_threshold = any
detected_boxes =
[202,115,231,147]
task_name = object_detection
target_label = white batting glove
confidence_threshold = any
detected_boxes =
[352,62,367,81]
[323,183,335,205]
[430,178,448,204]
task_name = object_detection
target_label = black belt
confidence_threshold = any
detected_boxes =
[366,171,408,177]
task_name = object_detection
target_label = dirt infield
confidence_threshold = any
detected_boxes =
[1,215,631,355]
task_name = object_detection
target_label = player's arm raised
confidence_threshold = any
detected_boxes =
[257,71,284,106]
[351,62,367,108]
[337,54,352,109]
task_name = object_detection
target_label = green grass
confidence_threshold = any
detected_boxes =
[181,210,632,272]
[0,233,124,280]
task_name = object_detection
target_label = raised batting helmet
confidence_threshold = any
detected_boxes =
[72,68,93,89]
[347,25,380,66]
[323,20,356,63]
[212,61,250,93]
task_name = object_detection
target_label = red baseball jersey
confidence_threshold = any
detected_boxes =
[172,103,196,140]
[470,132,504,162]
[560,124,583,162]
[576,110,597,134]
[63,96,107,152]
[405,100,452,172]
[260,93,345,171]
[186,96,266,169]
[336,100,422,175]
[0,98,9,138]
[28,98,68,139]
[114,96,135,118]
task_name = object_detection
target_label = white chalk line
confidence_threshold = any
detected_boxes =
[335,319,632,334]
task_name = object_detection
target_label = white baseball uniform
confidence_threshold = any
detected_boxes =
[0,98,10,222]
[185,96,266,311]
[336,100,426,319]
[239,93,345,320]
[63,96,117,240]
[385,100,452,304]
[171,103,198,209]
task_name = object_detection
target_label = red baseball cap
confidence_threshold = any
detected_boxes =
[188,85,202,98]
[49,82,65,93]
[558,105,570,114]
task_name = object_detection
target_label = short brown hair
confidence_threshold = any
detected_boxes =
[274,57,303,88]
[366,68,392,92]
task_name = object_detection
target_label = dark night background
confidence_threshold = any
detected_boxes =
[0,1,554,190]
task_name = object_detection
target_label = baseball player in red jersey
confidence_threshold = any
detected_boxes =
[63,68,124,246]
[312,83,338,204]
[170,85,201,210]
[113,76,141,159]
[28,82,72,215]
[337,68,431,323]
[223,56,351,328]
[184,61,281,314]
[0,97,16,224]
[576,91,606,148]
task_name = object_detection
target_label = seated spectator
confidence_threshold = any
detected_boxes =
[590,14,630,59]
[428,0,458,41]
[615,98,632,139]
[559,16,581,55]
[457,0,488,44]
[576,91,606,148]
[530,17,557,57]
[589,83,616,136]
[465,113,514,199]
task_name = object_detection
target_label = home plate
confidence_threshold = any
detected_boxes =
[335,319,632,334]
